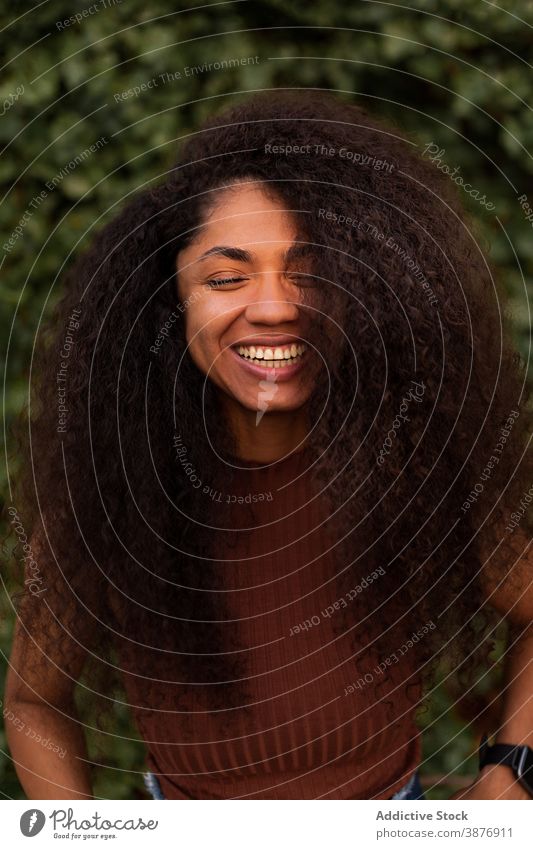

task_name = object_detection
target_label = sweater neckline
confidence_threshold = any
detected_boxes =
[227,444,309,469]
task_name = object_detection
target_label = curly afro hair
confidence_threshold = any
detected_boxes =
[8,89,532,744]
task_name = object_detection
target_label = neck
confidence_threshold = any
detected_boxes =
[219,395,310,463]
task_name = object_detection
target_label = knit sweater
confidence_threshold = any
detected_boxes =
[119,445,422,799]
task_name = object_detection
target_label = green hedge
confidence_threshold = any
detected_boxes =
[1,0,531,799]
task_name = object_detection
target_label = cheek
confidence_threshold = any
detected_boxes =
[183,306,221,368]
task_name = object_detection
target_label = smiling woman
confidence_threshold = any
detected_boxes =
[175,182,321,461]
[5,90,533,801]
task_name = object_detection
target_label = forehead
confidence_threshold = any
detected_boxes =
[187,182,299,251]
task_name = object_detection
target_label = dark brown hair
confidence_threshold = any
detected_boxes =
[7,90,532,742]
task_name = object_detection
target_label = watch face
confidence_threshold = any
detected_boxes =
[518,747,533,794]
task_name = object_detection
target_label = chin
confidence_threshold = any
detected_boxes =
[240,393,309,414]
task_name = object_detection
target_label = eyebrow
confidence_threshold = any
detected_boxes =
[197,245,252,263]
[196,243,315,264]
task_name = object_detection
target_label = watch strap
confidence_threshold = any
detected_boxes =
[480,740,522,770]
[479,732,532,781]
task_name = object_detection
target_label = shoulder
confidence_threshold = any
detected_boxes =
[477,521,533,624]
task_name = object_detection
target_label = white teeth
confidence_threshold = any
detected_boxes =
[235,342,308,363]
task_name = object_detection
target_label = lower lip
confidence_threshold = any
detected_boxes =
[229,347,306,382]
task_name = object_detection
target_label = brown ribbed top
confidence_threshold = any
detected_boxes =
[120,446,422,799]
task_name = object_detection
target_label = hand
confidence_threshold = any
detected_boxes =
[450,765,531,800]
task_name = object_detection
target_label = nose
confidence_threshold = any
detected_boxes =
[243,271,300,325]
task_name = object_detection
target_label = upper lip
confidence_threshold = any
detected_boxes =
[231,335,306,347]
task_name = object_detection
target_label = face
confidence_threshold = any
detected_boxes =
[176,182,319,415]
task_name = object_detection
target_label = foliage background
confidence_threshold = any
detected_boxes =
[1,0,532,799]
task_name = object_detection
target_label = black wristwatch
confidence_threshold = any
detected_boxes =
[478,732,533,797]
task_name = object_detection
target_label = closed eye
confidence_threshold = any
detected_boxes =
[206,276,247,288]
[286,272,317,287]
[205,272,316,288]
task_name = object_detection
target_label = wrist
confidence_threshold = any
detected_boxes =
[479,763,515,783]
[478,727,533,798]
[477,763,531,799]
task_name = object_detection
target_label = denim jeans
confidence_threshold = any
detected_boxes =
[142,769,426,800]
[390,769,426,800]
[143,770,166,799]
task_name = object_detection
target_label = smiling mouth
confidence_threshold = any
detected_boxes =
[234,342,307,368]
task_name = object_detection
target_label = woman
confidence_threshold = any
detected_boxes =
[5,90,532,801]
